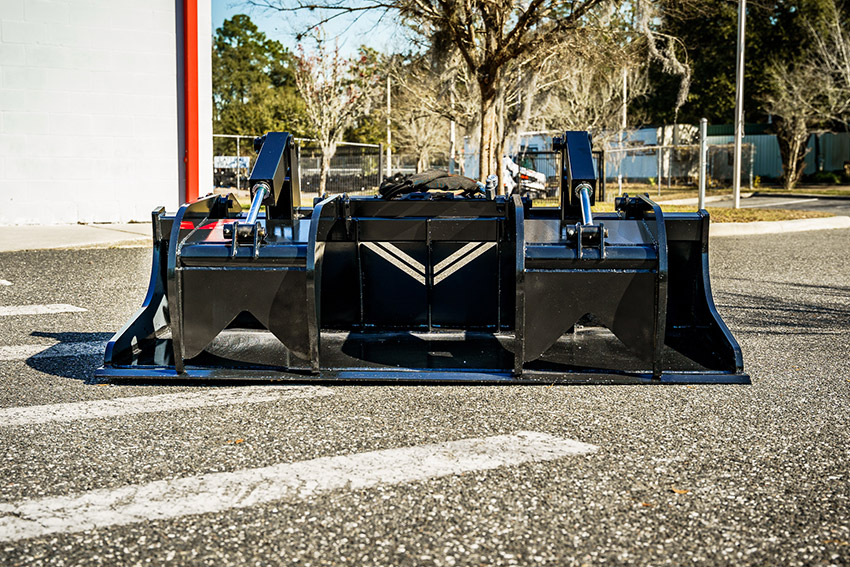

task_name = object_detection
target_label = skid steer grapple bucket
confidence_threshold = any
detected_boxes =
[98,131,747,384]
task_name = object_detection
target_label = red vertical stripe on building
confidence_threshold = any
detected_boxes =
[183,0,199,202]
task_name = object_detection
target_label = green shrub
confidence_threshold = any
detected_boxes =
[812,171,841,184]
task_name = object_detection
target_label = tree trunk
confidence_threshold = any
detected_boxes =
[318,139,339,196]
[496,94,506,195]
[479,92,499,183]
[416,149,428,173]
[478,88,508,193]
[776,119,810,190]
[319,153,331,196]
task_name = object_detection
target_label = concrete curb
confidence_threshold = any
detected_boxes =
[710,215,850,237]
[751,191,850,201]
[0,223,151,253]
[656,195,735,206]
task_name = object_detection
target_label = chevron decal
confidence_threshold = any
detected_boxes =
[433,242,495,284]
[362,242,426,284]
[362,241,495,286]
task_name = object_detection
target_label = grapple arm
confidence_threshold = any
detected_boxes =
[99,130,746,384]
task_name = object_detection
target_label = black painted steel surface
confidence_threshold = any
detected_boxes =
[99,131,747,384]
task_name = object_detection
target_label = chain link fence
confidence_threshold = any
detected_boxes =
[605,143,755,196]
[213,134,255,194]
[213,134,383,201]
[297,141,382,196]
[387,153,454,177]
[510,149,607,202]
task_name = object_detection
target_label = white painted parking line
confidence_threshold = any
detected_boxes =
[0,385,333,427]
[0,341,106,361]
[0,304,87,317]
[0,431,596,543]
[0,280,11,286]
[741,198,818,208]
[0,345,45,361]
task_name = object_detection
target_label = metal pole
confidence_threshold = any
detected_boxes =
[386,76,392,179]
[622,67,628,130]
[732,0,747,209]
[667,125,674,192]
[449,89,456,174]
[656,126,663,197]
[449,121,456,173]
[378,142,384,184]
[236,136,240,192]
[618,67,627,195]
[699,118,707,210]
[599,149,606,202]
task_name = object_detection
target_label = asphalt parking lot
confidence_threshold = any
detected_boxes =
[1,228,848,566]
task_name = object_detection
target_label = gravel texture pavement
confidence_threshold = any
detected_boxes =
[0,230,848,566]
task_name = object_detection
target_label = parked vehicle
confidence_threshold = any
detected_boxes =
[504,156,551,199]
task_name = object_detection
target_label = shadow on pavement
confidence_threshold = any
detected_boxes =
[715,279,850,335]
[26,331,113,383]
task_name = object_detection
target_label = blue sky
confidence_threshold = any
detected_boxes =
[211,0,406,56]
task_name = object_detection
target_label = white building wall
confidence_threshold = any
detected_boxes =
[196,0,212,196]
[0,0,212,225]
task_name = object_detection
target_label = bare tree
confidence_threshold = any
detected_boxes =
[420,51,480,175]
[763,0,850,189]
[543,63,650,139]
[501,26,652,150]
[251,0,628,190]
[388,56,443,172]
[251,0,694,192]
[388,51,477,173]
[396,110,447,172]
[764,64,829,189]
[810,0,850,124]
[294,32,377,195]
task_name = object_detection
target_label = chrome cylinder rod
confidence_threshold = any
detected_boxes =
[246,183,270,225]
[577,183,594,225]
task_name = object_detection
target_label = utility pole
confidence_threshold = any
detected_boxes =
[449,90,456,174]
[732,0,747,209]
[618,67,627,195]
[621,67,627,132]
[386,75,392,179]
[699,118,707,210]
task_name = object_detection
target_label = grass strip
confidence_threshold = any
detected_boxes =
[752,187,850,197]
[532,200,834,222]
